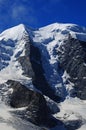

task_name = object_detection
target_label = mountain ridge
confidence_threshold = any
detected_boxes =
[0,22,86,130]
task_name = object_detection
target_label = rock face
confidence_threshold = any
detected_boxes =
[18,35,35,79]
[5,80,58,127]
[6,80,49,124]
[58,34,86,99]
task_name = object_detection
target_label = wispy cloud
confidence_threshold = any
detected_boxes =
[11,3,38,25]
[12,5,27,19]
[0,0,38,30]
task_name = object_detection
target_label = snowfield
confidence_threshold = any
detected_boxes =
[54,97,86,130]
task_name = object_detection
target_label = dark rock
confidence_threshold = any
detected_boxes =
[65,120,82,130]
[18,56,35,79]
[29,43,61,102]
[18,37,35,79]
[57,34,86,100]
[6,80,58,127]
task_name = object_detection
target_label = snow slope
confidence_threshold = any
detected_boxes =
[54,97,86,130]
[0,24,34,91]
[0,100,42,130]
[0,24,26,82]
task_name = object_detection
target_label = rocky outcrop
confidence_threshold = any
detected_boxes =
[5,80,58,127]
[57,34,86,99]
[18,35,35,79]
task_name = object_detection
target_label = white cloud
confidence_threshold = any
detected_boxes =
[11,4,38,25]
[12,5,27,19]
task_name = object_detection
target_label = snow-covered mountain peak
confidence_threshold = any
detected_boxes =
[0,23,86,130]
[32,23,86,98]
[38,22,86,42]
[0,22,86,85]
[39,22,86,33]
[0,24,27,41]
[0,24,31,84]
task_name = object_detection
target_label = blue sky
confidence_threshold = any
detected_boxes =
[0,0,86,32]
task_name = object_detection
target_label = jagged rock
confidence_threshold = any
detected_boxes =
[58,35,86,99]
[6,80,58,127]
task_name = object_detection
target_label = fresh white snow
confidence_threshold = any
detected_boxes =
[0,24,34,90]
[54,97,86,130]
[0,24,26,41]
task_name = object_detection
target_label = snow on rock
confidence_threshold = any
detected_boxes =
[0,24,33,88]
[45,95,59,114]
[0,22,86,129]
[32,22,86,97]
[0,24,26,41]
[0,22,86,92]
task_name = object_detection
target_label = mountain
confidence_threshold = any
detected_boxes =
[0,23,86,130]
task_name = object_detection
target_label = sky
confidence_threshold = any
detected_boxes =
[0,0,86,32]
